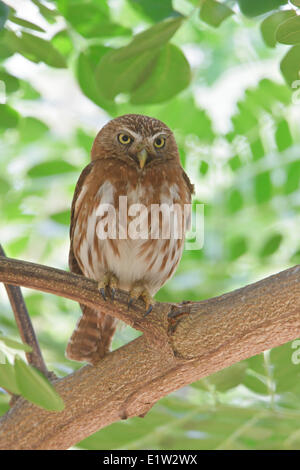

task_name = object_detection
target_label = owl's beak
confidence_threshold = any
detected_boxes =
[137,148,148,169]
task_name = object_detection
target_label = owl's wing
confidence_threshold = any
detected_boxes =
[180,168,194,234]
[68,161,95,275]
[66,161,117,364]
[181,168,195,197]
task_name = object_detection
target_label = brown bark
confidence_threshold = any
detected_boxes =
[0,246,49,376]
[0,257,299,450]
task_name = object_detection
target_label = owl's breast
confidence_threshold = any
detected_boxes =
[73,159,190,294]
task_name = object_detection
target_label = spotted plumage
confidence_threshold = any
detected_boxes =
[66,114,194,364]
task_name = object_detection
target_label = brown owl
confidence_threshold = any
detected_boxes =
[66,114,194,364]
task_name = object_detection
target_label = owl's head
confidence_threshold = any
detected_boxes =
[91,114,180,168]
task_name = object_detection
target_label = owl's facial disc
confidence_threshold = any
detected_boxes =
[115,126,171,169]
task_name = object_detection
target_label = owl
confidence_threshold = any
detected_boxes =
[66,114,194,364]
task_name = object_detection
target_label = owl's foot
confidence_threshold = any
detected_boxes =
[128,284,154,317]
[98,272,118,301]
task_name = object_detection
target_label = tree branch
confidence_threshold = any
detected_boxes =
[0,246,49,377]
[0,257,299,449]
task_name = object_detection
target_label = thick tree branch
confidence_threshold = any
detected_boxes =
[0,256,172,344]
[0,257,299,449]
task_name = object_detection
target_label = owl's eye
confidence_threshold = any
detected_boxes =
[118,133,132,145]
[154,136,165,149]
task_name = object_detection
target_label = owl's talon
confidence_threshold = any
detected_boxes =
[143,304,153,317]
[99,287,107,301]
[128,285,154,316]
[110,287,116,301]
[98,273,119,301]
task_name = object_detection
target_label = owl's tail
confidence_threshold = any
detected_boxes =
[66,305,118,364]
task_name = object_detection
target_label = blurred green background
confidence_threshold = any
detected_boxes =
[0,0,300,450]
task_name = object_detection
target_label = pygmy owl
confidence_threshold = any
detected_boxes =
[66,114,194,364]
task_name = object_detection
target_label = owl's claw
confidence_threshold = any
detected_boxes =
[144,304,153,317]
[99,287,107,301]
[128,285,154,316]
[98,273,118,301]
[110,287,116,301]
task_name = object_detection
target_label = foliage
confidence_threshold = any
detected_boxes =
[0,336,64,411]
[0,0,299,450]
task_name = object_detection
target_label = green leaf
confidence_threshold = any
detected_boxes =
[0,69,19,93]
[116,17,183,61]
[0,335,32,352]
[128,0,180,22]
[276,16,300,45]
[63,1,131,39]
[51,30,73,57]
[250,138,265,161]
[19,80,41,100]
[227,189,243,213]
[291,0,300,5]
[280,45,300,86]
[243,370,268,395]
[259,233,282,257]
[0,360,20,395]
[228,155,242,171]
[232,101,258,135]
[193,362,248,392]
[131,44,191,104]
[50,210,70,226]
[28,160,77,178]
[0,41,12,60]
[96,47,159,101]
[257,78,291,107]
[156,96,215,142]
[31,0,58,23]
[200,0,234,28]
[0,104,19,129]
[95,17,184,101]
[284,161,300,194]
[261,10,296,48]
[7,235,29,256]
[242,79,291,116]
[237,0,286,17]
[76,45,116,112]
[0,0,9,31]
[8,14,46,32]
[0,177,10,194]
[200,160,209,175]
[14,357,64,411]
[290,248,300,263]
[5,30,66,68]
[19,117,49,143]
[0,401,9,417]
[228,236,247,260]
[275,119,293,151]
[0,350,5,364]
[210,362,248,391]
[271,342,300,393]
[76,128,94,152]
[255,171,272,204]
[243,354,269,394]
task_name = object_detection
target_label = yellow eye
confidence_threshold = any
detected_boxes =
[118,133,132,145]
[154,136,165,148]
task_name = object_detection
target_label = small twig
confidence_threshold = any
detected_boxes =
[0,245,49,377]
